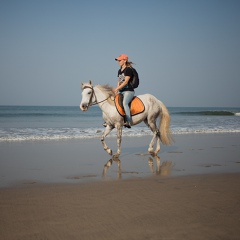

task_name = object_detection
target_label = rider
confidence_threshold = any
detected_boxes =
[114,54,135,128]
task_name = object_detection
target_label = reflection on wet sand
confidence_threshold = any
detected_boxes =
[102,157,122,180]
[148,155,172,176]
[102,155,172,180]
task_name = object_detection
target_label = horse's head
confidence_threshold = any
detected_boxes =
[80,80,95,111]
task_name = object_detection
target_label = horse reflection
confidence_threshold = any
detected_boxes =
[102,157,122,180]
[148,154,172,176]
[102,155,172,180]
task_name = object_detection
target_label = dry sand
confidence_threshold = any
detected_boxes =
[0,133,240,239]
[0,173,240,240]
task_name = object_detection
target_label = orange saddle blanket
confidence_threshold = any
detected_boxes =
[114,94,145,117]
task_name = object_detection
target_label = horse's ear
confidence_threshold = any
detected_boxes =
[89,80,92,86]
[81,82,84,89]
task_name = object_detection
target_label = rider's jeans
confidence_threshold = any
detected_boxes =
[121,91,135,123]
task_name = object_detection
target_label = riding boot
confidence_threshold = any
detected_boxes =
[123,121,131,128]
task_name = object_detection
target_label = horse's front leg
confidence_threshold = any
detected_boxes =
[113,126,122,158]
[101,125,114,155]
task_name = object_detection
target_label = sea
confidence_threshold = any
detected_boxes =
[0,106,240,142]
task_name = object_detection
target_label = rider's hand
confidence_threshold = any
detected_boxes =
[113,88,118,95]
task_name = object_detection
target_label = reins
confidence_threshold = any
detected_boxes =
[83,86,110,107]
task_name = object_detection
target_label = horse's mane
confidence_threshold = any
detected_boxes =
[96,84,115,98]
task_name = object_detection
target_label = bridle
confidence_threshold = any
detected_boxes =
[82,86,110,107]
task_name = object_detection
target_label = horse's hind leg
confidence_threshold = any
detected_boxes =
[155,129,161,154]
[101,125,114,155]
[145,119,160,155]
[148,131,157,155]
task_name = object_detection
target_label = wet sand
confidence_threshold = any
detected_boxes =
[0,134,240,239]
[1,133,240,186]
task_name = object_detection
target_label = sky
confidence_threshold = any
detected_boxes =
[0,0,239,107]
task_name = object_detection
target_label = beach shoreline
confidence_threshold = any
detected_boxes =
[1,133,240,188]
[0,133,240,239]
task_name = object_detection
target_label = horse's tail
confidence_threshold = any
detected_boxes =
[158,101,173,145]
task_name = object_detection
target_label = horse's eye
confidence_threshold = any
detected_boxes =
[88,91,91,95]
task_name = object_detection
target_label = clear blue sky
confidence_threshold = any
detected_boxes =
[0,0,239,107]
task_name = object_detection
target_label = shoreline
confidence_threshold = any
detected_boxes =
[0,133,240,188]
[1,133,240,239]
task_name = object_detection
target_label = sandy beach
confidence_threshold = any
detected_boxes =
[0,133,240,239]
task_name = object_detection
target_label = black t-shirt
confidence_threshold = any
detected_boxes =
[117,67,134,92]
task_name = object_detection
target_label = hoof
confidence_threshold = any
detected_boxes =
[150,152,157,157]
[113,153,120,159]
[148,148,154,155]
[107,149,112,155]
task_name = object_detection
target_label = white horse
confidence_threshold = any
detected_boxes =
[80,80,173,157]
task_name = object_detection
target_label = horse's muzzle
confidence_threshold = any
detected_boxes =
[80,103,89,111]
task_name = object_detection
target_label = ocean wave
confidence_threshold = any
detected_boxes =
[174,111,239,116]
[0,113,72,117]
[0,127,240,142]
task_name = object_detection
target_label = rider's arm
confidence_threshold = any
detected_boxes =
[117,78,121,87]
[114,76,130,93]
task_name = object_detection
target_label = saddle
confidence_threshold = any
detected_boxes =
[114,94,145,117]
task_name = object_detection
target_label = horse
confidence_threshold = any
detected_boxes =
[80,80,173,157]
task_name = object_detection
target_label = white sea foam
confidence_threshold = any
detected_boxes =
[0,126,240,142]
[1,106,240,142]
